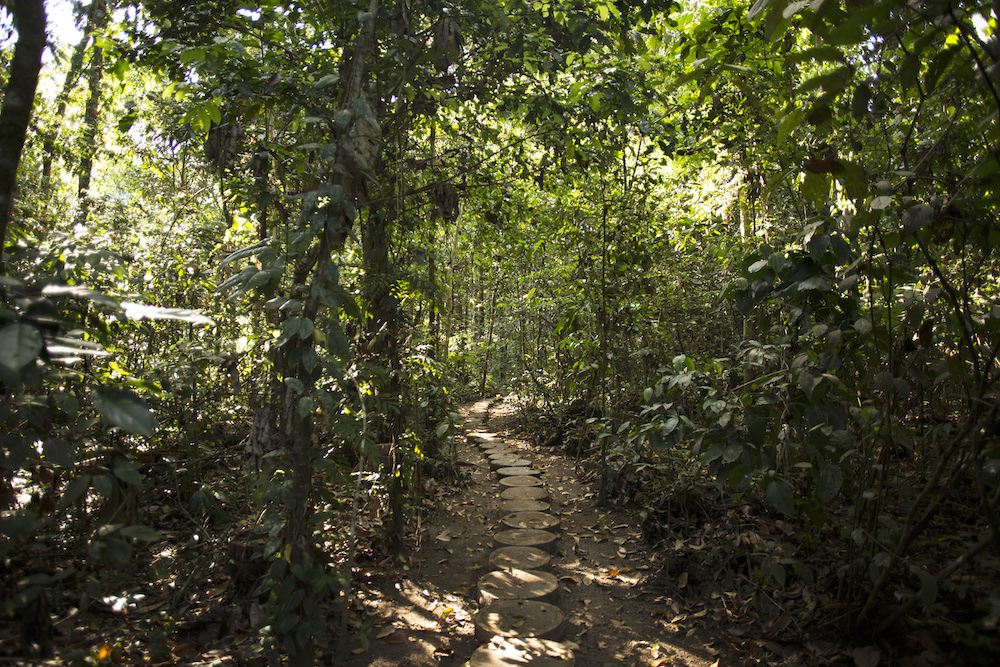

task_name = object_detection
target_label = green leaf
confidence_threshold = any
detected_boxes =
[58,475,91,511]
[802,171,831,207]
[777,108,804,145]
[113,460,143,487]
[902,203,935,236]
[0,323,43,373]
[104,537,133,569]
[910,564,938,608]
[765,478,796,517]
[120,302,214,325]
[43,438,77,469]
[95,389,156,436]
[836,160,869,201]
[748,0,771,21]
[722,443,742,463]
[816,462,842,504]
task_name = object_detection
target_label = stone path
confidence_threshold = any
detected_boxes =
[342,398,715,667]
[463,398,575,666]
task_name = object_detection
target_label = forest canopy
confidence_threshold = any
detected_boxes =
[1,0,999,664]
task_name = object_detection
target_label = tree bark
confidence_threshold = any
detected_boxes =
[41,2,98,203]
[75,0,109,228]
[0,0,47,267]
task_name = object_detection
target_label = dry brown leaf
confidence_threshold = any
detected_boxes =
[678,572,689,589]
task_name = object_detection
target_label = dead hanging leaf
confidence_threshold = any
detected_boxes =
[852,646,881,667]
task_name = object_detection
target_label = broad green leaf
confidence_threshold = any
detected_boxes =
[834,160,869,201]
[802,171,831,207]
[121,302,214,325]
[748,0,771,21]
[58,475,92,511]
[766,478,796,517]
[816,462,842,504]
[41,284,118,308]
[722,443,742,463]
[43,438,77,469]
[911,565,938,608]
[902,203,935,236]
[871,195,893,210]
[113,460,143,486]
[95,389,156,436]
[0,323,43,373]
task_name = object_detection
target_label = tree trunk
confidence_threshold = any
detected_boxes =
[75,0,109,228]
[0,0,47,265]
[41,2,98,205]
[479,288,496,397]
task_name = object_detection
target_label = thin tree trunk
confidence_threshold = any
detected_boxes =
[0,0,47,266]
[75,0,108,228]
[479,288,497,397]
[42,2,97,203]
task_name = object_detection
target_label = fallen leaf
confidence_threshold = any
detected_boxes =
[853,646,881,667]
[678,572,689,589]
[376,626,395,639]
[610,619,624,627]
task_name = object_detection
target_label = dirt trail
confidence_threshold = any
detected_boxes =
[342,399,718,666]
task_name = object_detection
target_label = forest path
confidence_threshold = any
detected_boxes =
[342,398,718,667]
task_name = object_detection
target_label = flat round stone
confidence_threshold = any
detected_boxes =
[500,476,542,488]
[491,458,532,469]
[474,600,566,641]
[501,511,560,532]
[487,451,516,459]
[467,432,500,444]
[496,466,540,476]
[501,499,550,513]
[494,528,558,554]
[489,546,553,571]
[500,486,548,501]
[479,568,559,605]
[470,637,575,667]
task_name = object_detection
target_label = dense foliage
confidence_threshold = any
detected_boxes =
[1,0,998,663]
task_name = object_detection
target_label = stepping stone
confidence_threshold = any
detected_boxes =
[491,458,532,469]
[479,568,559,605]
[500,476,542,488]
[467,431,498,444]
[501,511,560,532]
[490,546,553,571]
[501,499,550,513]
[496,466,540,476]
[494,528,558,554]
[487,450,516,459]
[474,599,566,641]
[470,637,575,667]
[500,486,548,501]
